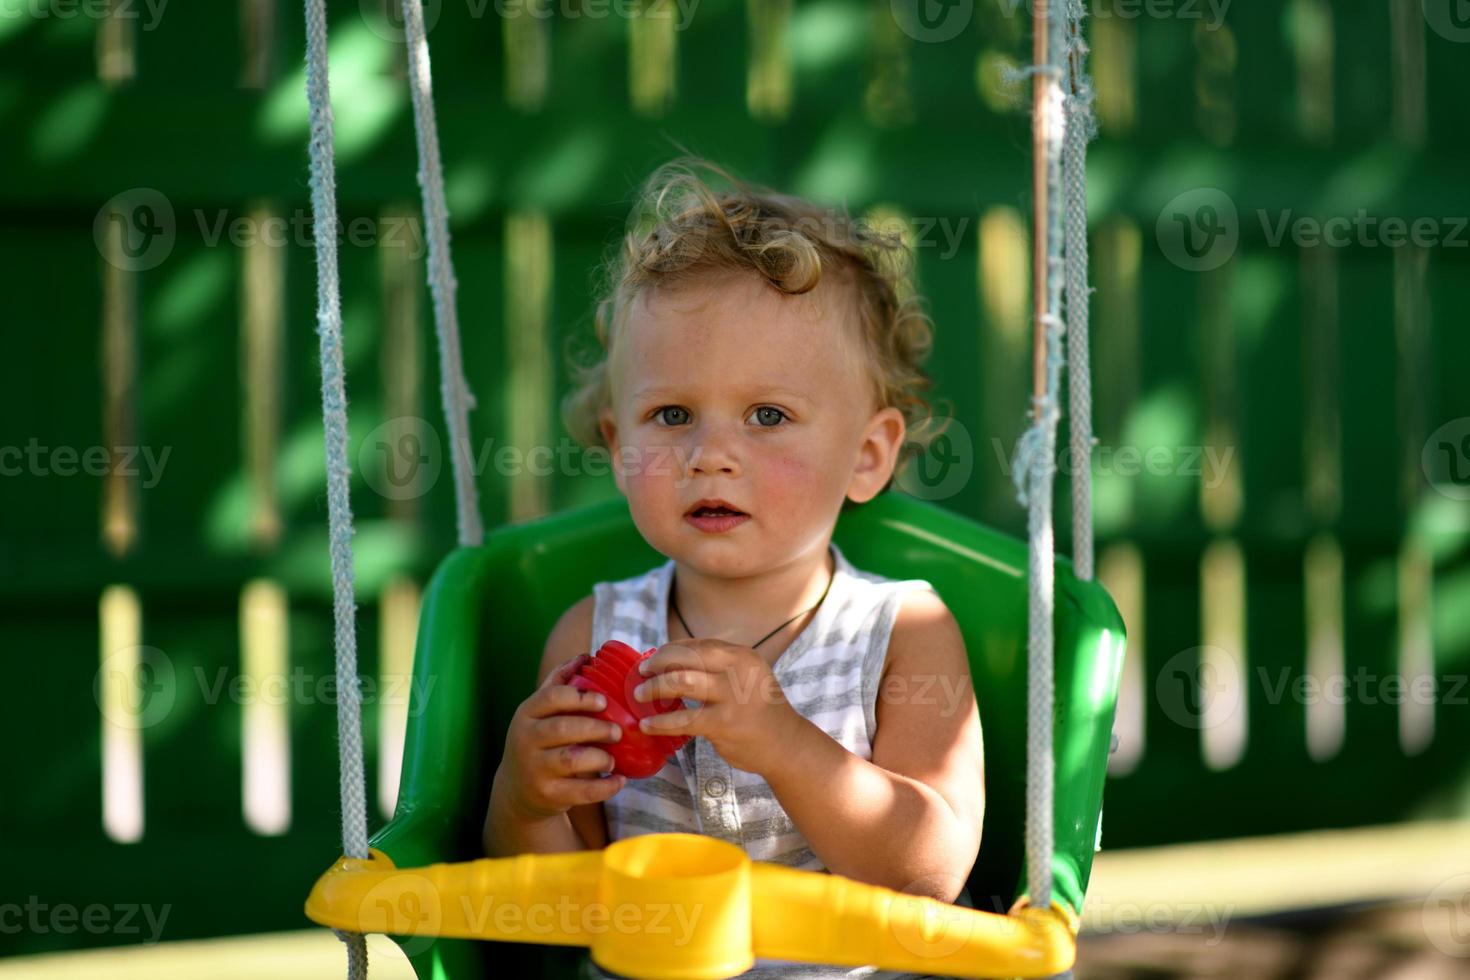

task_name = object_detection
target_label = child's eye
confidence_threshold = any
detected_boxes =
[749,406,788,427]
[654,406,691,426]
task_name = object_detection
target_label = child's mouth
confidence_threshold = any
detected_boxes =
[684,501,749,533]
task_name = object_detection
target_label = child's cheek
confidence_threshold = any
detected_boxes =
[619,442,679,488]
[764,452,818,506]
[622,451,670,502]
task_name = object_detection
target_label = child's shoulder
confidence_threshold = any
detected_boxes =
[832,544,962,657]
[587,554,673,596]
[549,556,665,630]
[580,559,673,657]
[832,543,941,608]
[824,547,959,683]
[884,583,967,678]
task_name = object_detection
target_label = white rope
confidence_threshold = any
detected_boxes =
[303,1,369,976]
[400,0,483,547]
[1064,0,1098,583]
[1010,0,1093,924]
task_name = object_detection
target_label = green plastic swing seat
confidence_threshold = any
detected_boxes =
[367,492,1126,980]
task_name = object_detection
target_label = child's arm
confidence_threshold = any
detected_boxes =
[483,595,623,856]
[765,589,984,901]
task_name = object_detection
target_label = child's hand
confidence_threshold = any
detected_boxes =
[631,639,800,776]
[495,654,627,821]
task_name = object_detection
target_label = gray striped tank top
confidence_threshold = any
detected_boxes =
[583,541,949,980]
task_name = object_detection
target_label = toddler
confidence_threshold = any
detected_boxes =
[484,158,985,979]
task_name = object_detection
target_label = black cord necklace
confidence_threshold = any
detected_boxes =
[669,556,836,649]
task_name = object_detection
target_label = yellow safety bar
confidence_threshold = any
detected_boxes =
[306,833,1077,980]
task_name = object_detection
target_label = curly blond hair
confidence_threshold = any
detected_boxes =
[561,157,940,486]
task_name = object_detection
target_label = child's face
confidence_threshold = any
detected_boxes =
[599,271,905,576]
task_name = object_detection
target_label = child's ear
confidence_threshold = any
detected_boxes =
[598,408,627,496]
[846,407,906,505]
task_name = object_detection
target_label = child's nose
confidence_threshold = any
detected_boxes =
[689,446,737,475]
[688,424,739,476]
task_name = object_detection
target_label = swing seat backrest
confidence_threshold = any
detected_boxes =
[372,492,1125,980]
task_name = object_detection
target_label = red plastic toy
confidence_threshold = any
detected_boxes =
[570,640,691,778]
